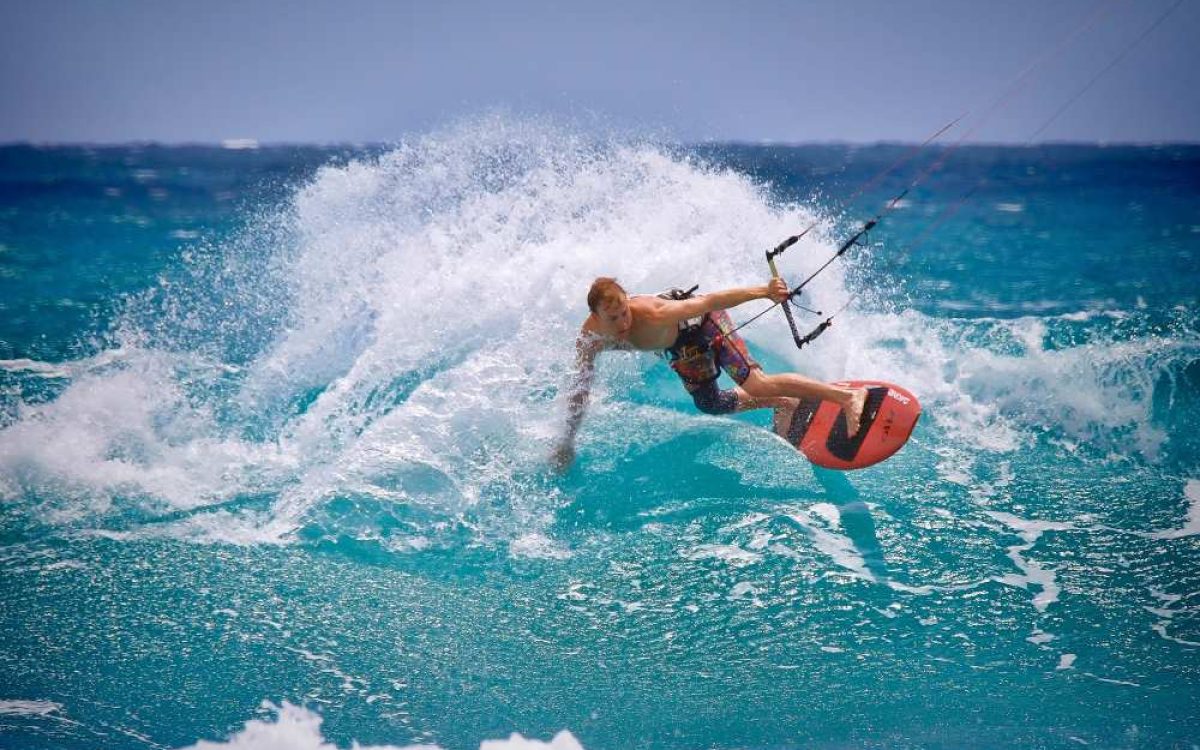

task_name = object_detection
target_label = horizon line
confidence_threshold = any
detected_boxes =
[2,138,1199,150]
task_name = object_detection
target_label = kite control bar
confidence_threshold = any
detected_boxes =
[765,236,806,349]
[763,220,877,352]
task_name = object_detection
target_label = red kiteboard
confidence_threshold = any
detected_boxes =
[775,380,921,470]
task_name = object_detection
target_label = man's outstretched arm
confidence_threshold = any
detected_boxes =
[551,332,603,471]
[655,278,789,327]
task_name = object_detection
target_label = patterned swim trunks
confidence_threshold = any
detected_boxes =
[665,309,760,415]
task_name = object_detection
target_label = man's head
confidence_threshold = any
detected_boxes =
[587,277,632,337]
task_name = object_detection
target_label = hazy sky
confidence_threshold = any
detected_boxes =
[2,0,1197,144]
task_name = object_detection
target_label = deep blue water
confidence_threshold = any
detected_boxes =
[1,122,1198,749]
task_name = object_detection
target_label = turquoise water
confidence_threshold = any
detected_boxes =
[1,120,1199,748]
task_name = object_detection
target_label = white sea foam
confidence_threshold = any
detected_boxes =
[1,119,839,546]
[1151,479,1200,539]
[684,544,762,567]
[0,358,69,378]
[783,506,875,582]
[729,581,763,602]
[510,532,571,559]
[1144,587,1200,647]
[1027,629,1055,646]
[988,511,1072,613]
[40,559,86,573]
[0,699,64,716]
[0,351,295,522]
[0,115,1189,547]
[481,732,584,750]
[1081,674,1141,687]
[174,700,583,749]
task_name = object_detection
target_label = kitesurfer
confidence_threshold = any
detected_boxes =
[551,277,867,471]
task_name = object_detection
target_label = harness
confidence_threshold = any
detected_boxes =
[657,285,722,388]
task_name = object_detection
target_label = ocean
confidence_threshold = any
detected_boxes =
[1,118,1198,749]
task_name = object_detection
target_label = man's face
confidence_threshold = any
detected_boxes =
[597,294,633,338]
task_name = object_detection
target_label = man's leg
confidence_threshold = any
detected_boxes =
[705,309,867,435]
[739,369,868,436]
[732,389,800,435]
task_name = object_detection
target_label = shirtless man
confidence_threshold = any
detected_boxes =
[551,276,868,470]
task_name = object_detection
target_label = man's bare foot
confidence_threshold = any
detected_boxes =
[842,388,868,436]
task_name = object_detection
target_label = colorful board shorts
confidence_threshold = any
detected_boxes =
[666,309,760,415]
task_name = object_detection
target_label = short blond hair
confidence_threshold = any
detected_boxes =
[587,277,626,312]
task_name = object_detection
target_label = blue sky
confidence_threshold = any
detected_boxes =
[1,0,1197,144]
